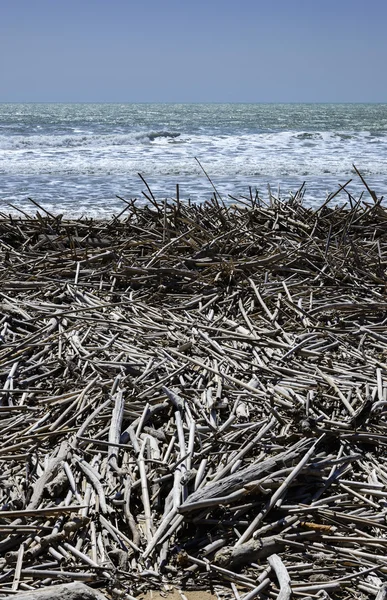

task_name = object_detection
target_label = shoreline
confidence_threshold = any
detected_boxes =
[0,190,387,599]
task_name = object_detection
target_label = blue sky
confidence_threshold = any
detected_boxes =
[1,0,386,102]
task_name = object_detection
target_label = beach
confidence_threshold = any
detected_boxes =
[0,187,387,599]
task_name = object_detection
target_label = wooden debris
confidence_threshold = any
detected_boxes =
[1,582,108,600]
[1,181,387,599]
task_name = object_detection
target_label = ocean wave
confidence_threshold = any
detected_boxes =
[147,131,181,141]
[1,150,385,179]
[294,132,324,140]
[1,127,386,157]
[0,130,182,150]
[0,128,386,181]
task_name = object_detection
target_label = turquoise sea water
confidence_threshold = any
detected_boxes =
[0,103,386,216]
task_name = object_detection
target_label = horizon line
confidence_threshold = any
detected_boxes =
[1,101,387,105]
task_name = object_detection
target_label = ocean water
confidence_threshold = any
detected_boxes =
[0,103,386,217]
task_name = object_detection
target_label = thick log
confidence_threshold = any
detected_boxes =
[2,582,108,600]
[179,439,311,513]
[214,536,286,568]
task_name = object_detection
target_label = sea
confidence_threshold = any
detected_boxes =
[0,103,386,217]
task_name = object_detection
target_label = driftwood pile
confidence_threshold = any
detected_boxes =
[1,181,387,600]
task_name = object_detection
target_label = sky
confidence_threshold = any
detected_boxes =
[0,0,386,103]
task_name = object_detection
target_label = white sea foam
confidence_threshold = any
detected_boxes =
[0,130,385,179]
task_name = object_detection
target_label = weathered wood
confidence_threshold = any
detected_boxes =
[180,439,312,512]
[214,536,286,568]
[1,582,108,600]
[377,584,387,600]
[267,554,292,600]
[1,182,387,599]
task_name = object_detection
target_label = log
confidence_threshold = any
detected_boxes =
[179,439,312,513]
[267,554,292,600]
[1,582,108,600]
[214,536,286,568]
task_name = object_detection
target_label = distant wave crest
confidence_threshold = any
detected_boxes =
[146,131,181,141]
[0,130,181,150]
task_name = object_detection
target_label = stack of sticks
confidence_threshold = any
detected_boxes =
[1,179,387,600]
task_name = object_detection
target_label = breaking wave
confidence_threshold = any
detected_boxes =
[0,130,181,150]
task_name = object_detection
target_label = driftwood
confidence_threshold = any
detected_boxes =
[214,536,287,568]
[377,584,387,600]
[1,174,387,599]
[267,554,291,600]
[1,582,108,600]
[179,438,312,512]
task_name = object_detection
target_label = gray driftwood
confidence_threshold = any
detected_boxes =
[1,177,387,599]
[179,439,312,513]
[267,554,292,600]
[1,582,108,600]
[214,536,286,568]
